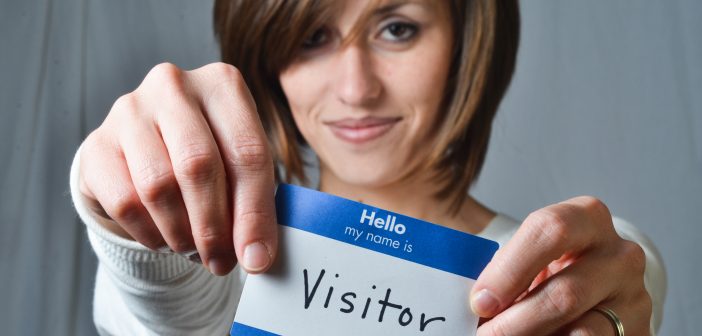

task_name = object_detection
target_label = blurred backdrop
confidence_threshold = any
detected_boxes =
[1,1,700,335]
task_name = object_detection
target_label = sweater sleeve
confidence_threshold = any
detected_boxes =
[612,217,667,336]
[70,145,246,336]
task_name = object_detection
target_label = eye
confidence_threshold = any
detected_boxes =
[378,21,419,43]
[302,26,331,50]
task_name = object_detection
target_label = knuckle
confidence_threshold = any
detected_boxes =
[227,135,271,171]
[629,250,647,276]
[635,288,653,316]
[528,210,571,249]
[544,278,584,318]
[203,63,256,110]
[238,207,273,225]
[580,195,609,213]
[578,195,612,224]
[207,62,244,82]
[113,93,138,111]
[111,93,140,121]
[621,240,647,276]
[174,144,220,183]
[623,290,654,335]
[640,291,653,319]
[82,129,107,153]
[145,62,187,95]
[134,167,177,204]
[149,62,183,82]
[192,226,227,249]
[236,207,275,243]
[107,191,143,223]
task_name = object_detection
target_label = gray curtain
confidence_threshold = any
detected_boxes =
[0,1,218,334]
[1,1,699,335]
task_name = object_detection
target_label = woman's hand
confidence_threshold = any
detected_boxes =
[471,196,652,335]
[78,62,277,276]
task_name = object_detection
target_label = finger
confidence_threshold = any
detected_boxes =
[193,63,277,274]
[471,196,614,317]
[81,129,164,249]
[117,105,195,254]
[559,242,652,336]
[78,171,114,222]
[477,249,616,335]
[144,63,234,275]
[561,292,651,336]
[560,308,621,336]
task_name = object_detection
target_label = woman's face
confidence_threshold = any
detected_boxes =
[279,0,454,188]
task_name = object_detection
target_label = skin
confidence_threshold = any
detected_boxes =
[78,0,652,334]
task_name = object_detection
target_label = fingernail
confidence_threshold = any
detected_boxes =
[243,241,271,273]
[208,257,232,276]
[471,289,500,317]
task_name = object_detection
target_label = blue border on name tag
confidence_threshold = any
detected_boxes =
[275,184,498,280]
[231,322,280,335]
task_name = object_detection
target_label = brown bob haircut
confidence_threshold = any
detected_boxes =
[214,0,520,213]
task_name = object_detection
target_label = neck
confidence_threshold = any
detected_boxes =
[318,166,495,234]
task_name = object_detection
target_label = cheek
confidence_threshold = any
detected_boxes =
[279,66,325,135]
[411,48,450,98]
[279,68,311,112]
[280,60,334,110]
[384,50,451,129]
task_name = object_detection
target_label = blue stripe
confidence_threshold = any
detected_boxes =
[230,322,280,336]
[275,184,498,279]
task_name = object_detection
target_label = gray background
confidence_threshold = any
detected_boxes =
[0,0,699,335]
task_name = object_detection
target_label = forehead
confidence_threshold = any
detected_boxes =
[331,0,445,20]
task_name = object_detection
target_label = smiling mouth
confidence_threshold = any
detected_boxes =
[324,116,402,144]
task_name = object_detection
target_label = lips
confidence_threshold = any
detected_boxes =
[324,116,402,144]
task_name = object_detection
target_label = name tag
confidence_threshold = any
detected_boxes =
[231,184,498,335]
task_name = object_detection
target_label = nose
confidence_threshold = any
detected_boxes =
[333,45,382,107]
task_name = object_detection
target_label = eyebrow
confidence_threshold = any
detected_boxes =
[373,0,433,16]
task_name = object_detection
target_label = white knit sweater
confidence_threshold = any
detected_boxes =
[70,148,666,335]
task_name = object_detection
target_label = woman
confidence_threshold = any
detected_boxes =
[71,0,665,334]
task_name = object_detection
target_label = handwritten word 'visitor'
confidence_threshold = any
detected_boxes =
[303,268,446,332]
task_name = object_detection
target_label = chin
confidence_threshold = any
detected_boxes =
[314,141,419,190]
[326,161,403,189]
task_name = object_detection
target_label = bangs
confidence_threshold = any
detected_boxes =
[216,0,420,81]
[264,0,389,72]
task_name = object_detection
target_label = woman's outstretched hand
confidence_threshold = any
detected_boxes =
[472,196,652,335]
[78,62,277,276]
